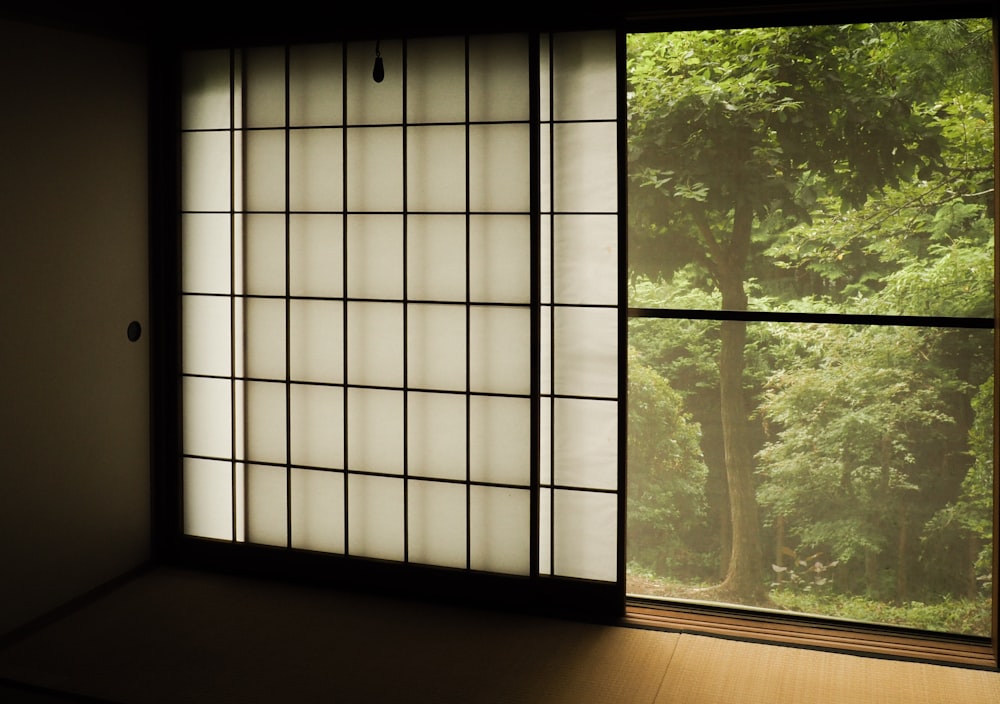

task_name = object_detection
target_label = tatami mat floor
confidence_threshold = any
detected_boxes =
[0,567,998,703]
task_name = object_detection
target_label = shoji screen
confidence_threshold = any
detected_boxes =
[179,32,619,585]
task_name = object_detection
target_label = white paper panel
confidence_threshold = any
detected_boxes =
[348,474,404,561]
[347,302,403,387]
[408,480,467,569]
[469,306,531,394]
[246,464,286,547]
[183,377,233,459]
[554,215,618,305]
[245,46,285,128]
[245,130,286,212]
[554,489,617,581]
[290,383,344,468]
[407,304,466,391]
[291,468,345,552]
[470,486,530,575]
[182,214,231,294]
[554,398,617,490]
[182,295,231,377]
[408,392,467,481]
[469,215,530,304]
[539,400,552,486]
[407,125,467,213]
[182,49,231,130]
[289,43,343,127]
[181,131,231,212]
[469,395,531,486]
[406,37,466,124]
[554,306,618,398]
[347,388,403,475]
[551,32,617,122]
[346,40,402,126]
[539,304,552,396]
[553,122,617,214]
[290,299,343,383]
[469,123,530,213]
[244,214,285,295]
[245,298,285,380]
[289,128,343,212]
[346,214,403,299]
[183,458,233,539]
[346,126,403,212]
[289,214,343,298]
[407,215,466,301]
[469,34,530,123]
[245,381,287,464]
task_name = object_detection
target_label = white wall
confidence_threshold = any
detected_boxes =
[0,19,149,635]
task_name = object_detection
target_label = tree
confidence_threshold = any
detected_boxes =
[626,22,973,603]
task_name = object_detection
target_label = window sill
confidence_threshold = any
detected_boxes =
[623,598,997,670]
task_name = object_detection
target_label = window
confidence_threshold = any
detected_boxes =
[625,16,997,666]
[158,6,998,669]
[172,31,624,615]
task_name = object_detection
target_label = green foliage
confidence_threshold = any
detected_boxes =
[770,590,991,637]
[626,18,995,631]
[628,347,711,580]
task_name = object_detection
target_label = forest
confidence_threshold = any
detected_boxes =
[625,18,996,636]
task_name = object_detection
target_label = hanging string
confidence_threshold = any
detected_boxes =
[373,40,385,83]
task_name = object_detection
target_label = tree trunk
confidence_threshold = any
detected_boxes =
[714,204,767,604]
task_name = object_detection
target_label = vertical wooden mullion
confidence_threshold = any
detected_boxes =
[342,41,351,556]
[529,31,542,580]
[402,38,410,565]
[284,45,293,549]
[464,34,473,571]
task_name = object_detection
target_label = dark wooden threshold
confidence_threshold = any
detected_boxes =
[623,598,997,671]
